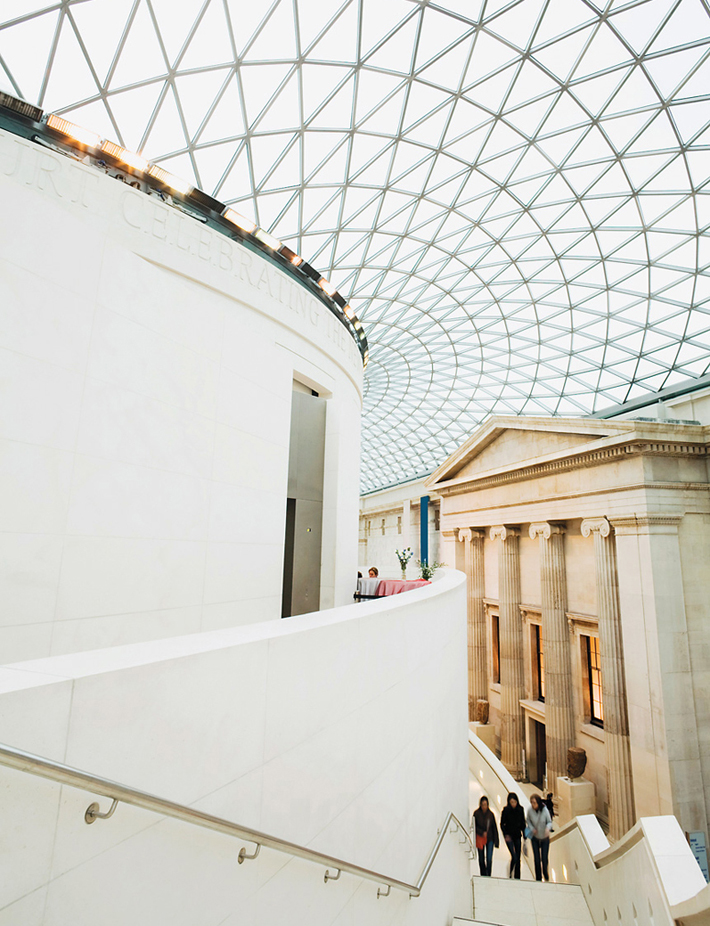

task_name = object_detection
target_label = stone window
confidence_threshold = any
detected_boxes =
[491,614,500,684]
[582,635,604,727]
[381,518,386,536]
[397,515,402,534]
[533,623,545,702]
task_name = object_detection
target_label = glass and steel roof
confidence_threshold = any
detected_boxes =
[1,0,709,491]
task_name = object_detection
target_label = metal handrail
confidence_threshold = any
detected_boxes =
[0,742,473,898]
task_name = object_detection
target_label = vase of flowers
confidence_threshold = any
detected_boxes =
[417,559,445,581]
[395,547,413,579]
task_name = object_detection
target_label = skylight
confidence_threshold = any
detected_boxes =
[1,0,709,491]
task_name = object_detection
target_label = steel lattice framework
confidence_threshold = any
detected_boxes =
[1,0,709,491]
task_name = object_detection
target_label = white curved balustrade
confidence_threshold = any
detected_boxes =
[0,570,470,926]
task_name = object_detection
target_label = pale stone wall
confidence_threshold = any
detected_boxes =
[0,126,362,661]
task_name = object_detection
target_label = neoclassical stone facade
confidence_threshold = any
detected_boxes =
[428,415,710,842]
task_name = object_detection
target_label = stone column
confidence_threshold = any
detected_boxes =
[611,515,707,837]
[458,528,487,713]
[490,525,524,778]
[529,522,575,796]
[581,517,635,840]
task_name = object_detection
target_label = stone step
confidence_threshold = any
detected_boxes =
[469,875,595,926]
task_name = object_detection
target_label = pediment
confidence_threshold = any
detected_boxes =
[455,428,599,480]
[427,416,632,487]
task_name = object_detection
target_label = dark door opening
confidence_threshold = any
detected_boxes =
[281,388,326,618]
[532,720,547,789]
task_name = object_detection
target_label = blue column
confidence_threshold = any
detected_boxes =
[420,496,429,564]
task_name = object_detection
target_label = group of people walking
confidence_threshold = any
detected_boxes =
[471,793,553,881]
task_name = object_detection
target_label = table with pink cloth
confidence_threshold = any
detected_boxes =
[375,578,431,596]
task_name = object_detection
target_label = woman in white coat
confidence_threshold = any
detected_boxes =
[526,793,552,881]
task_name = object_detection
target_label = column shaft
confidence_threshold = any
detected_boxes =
[491,526,524,778]
[582,518,635,840]
[530,523,575,795]
[459,529,487,709]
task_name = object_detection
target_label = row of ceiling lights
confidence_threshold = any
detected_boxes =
[0,90,369,367]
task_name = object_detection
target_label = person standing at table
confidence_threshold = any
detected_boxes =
[527,793,553,881]
[500,792,525,879]
[471,796,499,876]
[368,567,378,578]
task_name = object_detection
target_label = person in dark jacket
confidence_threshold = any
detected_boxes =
[544,792,555,820]
[500,792,526,879]
[471,795,499,876]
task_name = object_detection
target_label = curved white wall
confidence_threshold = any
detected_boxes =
[0,126,362,661]
[0,570,470,926]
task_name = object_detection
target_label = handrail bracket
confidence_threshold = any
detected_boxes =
[238,843,260,864]
[85,797,119,824]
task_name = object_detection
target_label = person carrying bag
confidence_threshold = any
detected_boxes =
[471,795,499,877]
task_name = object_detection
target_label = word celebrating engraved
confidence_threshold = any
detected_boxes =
[0,128,361,372]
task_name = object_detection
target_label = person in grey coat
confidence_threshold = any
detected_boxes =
[526,793,553,881]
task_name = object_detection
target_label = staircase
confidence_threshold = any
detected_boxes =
[454,876,594,926]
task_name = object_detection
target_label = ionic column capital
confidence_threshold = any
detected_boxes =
[581,517,611,538]
[490,525,520,541]
[458,527,485,543]
[529,521,565,540]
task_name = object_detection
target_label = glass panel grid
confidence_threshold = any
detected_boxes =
[2,1,709,490]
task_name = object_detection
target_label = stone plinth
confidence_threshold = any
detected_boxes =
[556,776,596,826]
[470,721,497,752]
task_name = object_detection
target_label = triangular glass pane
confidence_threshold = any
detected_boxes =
[307,74,354,129]
[223,0,272,57]
[142,84,188,157]
[42,17,99,111]
[70,0,134,85]
[149,0,203,65]
[486,0,545,51]
[0,10,58,104]
[197,74,246,145]
[218,147,253,202]
[105,81,164,151]
[178,0,234,69]
[309,1,358,62]
[174,69,230,139]
[239,62,290,126]
[418,7,471,63]
[109,0,167,89]
[648,0,710,53]
[464,30,518,84]
[243,0,296,60]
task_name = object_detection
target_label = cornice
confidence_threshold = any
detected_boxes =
[483,599,598,629]
[610,514,683,535]
[435,439,709,497]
